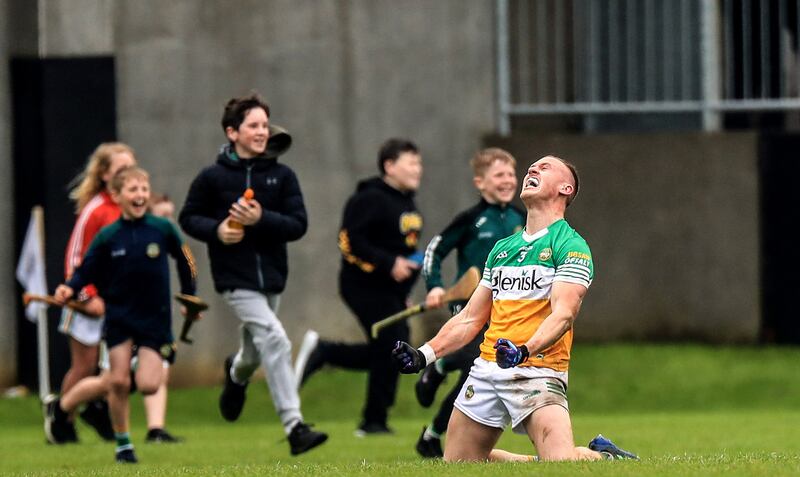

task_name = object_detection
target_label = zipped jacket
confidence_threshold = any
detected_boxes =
[422,198,524,290]
[67,214,197,335]
[179,126,307,293]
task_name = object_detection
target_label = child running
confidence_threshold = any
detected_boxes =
[54,166,199,464]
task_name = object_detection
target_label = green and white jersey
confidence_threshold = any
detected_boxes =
[422,198,524,291]
[478,219,593,373]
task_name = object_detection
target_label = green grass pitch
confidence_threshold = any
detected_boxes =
[2,344,800,476]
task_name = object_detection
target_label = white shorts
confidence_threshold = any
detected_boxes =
[58,308,104,346]
[99,342,172,371]
[454,358,569,434]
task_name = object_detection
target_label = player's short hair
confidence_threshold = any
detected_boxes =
[110,166,150,193]
[377,138,419,174]
[470,148,517,177]
[554,157,580,206]
[221,93,270,133]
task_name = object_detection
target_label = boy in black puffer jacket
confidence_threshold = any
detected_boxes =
[179,93,327,456]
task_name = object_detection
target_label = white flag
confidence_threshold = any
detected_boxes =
[16,207,48,322]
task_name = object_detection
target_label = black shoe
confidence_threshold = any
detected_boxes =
[415,364,445,408]
[115,448,138,464]
[415,426,443,458]
[79,399,115,441]
[145,428,183,443]
[219,355,248,422]
[44,396,78,444]
[294,330,325,389]
[354,421,393,437]
[288,421,328,455]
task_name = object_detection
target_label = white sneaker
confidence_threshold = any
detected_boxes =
[294,330,319,390]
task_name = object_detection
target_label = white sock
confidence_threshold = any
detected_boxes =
[423,426,441,440]
[284,418,301,435]
[229,365,247,385]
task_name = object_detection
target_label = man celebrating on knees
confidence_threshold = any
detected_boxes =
[392,155,637,462]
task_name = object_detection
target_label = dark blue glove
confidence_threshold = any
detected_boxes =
[494,338,529,369]
[392,341,425,374]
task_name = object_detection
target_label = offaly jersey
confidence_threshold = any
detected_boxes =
[479,219,593,373]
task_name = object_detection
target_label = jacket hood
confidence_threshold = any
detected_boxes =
[266,124,292,158]
[217,124,292,166]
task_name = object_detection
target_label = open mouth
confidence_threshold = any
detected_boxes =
[525,177,540,189]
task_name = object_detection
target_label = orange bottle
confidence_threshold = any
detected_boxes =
[228,188,255,230]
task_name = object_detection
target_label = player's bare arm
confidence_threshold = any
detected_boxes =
[524,281,586,355]
[393,286,491,374]
[428,285,492,358]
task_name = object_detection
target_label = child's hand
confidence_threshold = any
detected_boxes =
[54,285,74,304]
[228,197,262,226]
[425,287,446,309]
[82,296,105,318]
[217,217,245,244]
[391,256,420,283]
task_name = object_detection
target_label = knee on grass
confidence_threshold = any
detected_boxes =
[538,447,590,462]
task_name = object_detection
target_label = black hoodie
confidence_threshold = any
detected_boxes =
[337,177,423,297]
[179,126,307,294]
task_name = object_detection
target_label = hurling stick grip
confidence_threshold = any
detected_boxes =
[22,293,97,317]
[370,303,426,339]
[441,266,481,302]
[174,294,208,344]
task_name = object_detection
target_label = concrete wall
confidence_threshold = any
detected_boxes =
[113,0,496,385]
[0,1,762,388]
[39,0,114,55]
[492,132,761,343]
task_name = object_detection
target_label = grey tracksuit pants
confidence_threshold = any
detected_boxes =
[223,289,302,433]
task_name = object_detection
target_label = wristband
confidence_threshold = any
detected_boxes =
[418,343,436,366]
[519,344,530,364]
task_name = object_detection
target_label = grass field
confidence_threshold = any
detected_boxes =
[2,344,800,476]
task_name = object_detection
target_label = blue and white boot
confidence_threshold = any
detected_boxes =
[588,434,639,460]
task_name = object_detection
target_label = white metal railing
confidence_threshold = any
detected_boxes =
[496,0,800,134]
